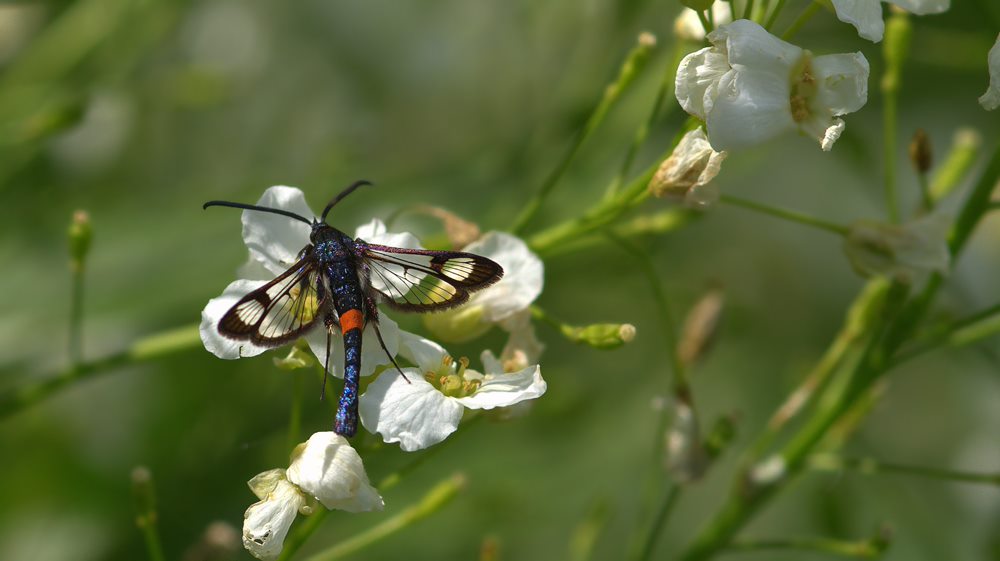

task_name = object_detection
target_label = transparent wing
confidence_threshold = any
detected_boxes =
[360,243,503,312]
[219,254,329,346]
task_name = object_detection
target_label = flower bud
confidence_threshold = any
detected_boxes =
[272,343,315,371]
[844,213,950,282]
[648,128,726,210]
[930,128,980,203]
[675,3,732,42]
[423,304,490,343]
[703,414,737,460]
[561,322,636,350]
[415,205,481,249]
[677,287,725,367]
[68,210,92,273]
[664,400,707,482]
[908,128,932,175]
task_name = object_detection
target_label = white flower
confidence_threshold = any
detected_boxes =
[979,33,1000,111]
[243,474,306,561]
[200,186,408,378]
[675,19,869,152]
[674,2,733,42]
[286,432,383,513]
[830,0,949,43]
[358,331,546,451]
[648,127,727,209]
[422,232,544,359]
[843,213,951,281]
[242,433,382,560]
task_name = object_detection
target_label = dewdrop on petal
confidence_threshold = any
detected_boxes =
[648,127,726,210]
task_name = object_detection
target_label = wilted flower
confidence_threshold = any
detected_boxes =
[648,127,726,209]
[830,0,949,43]
[979,33,1000,111]
[422,232,545,363]
[675,19,869,152]
[359,332,546,451]
[200,186,408,379]
[242,432,382,560]
[844,213,951,281]
[674,2,733,42]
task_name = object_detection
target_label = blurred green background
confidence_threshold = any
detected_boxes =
[1,1,999,560]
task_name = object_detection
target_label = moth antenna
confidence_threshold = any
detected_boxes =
[321,180,373,222]
[203,200,313,225]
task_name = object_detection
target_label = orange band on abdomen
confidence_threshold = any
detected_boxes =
[339,309,364,333]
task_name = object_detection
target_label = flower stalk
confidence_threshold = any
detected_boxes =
[719,194,851,236]
[881,11,912,223]
[809,453,1000,486]
[303,473,466,561]
[131,466,167,561]
[68,210,92,366]
[511,32,658,234]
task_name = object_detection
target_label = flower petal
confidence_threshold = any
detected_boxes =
[498,310,545,368]
[716,19,802,80]
[885,0,949,15]
[979,33,1000,111]
[355,218,423,250]
[242,478,305,561]
[242,186,315,276]
[675,46,729,120]
[304,314,401,378]
[396,330,448,372]
[705,69,797,151]
[286,432,383,512]
[200,279,270,359]
[830,0,886,42]
[812,52,870,115]
[674,3,733,42]
[648,127,727,208]
[462,232,544,322]
[359,370,464,451]
[455,364,546,410]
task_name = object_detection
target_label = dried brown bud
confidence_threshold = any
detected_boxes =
[909,128,932,175]
[677,287,725,367]
[417,205,481,249]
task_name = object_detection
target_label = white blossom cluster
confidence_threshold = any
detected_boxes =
[200,187,547,560]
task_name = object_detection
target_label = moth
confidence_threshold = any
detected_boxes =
[204,181,503,436]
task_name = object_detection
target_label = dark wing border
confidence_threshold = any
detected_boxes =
[218,253,329,346]
[359,243,503,313]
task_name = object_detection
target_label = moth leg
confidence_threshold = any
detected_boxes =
[321,312,338,400]
[365,294,410,383]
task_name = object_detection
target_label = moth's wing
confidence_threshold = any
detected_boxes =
[358,242,503,312]
[218,253,330,346]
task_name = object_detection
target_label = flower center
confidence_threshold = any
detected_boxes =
[788,51,818,124]
[423,355,481,397]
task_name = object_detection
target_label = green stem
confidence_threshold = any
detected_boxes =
[881,12,912,223]
[288,370,303,450]
[528,118,702,257]
[635,486,682,561]
[569,501,611,561]
[746,280,889,462]
[0,323,202,420]
[742,0,756,21]
[918,172,933,212]
[809,454,1000,486]
[697,10,714,35]
[892,301,1000,366]
[304,473,466,561]
[605,42,683,199]
[719,194,850,236]
[511,33,657,234]
[764,0,789,30]
[929,129,981,203]
[677,142,1000,561]
[781,1,822,41]
[725,535,888,559]
[69,267,84,366]
[131,467,167,561]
